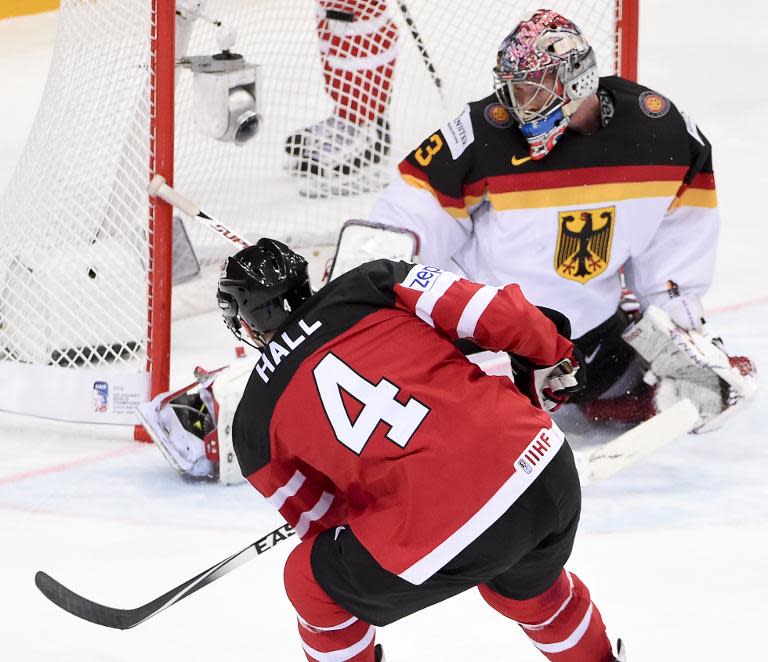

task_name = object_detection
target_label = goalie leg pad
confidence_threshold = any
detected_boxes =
[208,357,258,485]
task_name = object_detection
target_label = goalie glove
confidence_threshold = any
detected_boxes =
[136,386,219,481]
[622,305,758,431]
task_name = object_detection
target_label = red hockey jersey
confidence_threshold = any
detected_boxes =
[233,260,573,584]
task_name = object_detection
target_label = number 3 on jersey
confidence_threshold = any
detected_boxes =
[414,134,443,167]
[313,353,430,454]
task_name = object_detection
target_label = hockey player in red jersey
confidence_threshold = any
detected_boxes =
[217,238,623,661]
[285,0,396,188]
[369,9,757,430]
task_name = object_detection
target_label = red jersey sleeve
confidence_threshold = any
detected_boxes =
[393,264,573,367]
[246,460,346,540]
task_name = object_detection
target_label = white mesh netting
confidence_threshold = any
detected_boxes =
[0,0,626,382]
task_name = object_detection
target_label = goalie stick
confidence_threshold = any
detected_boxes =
[35,523,295,630]
[577,397,701,484]
[35,401,699,631]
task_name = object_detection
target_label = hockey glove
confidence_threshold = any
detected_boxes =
[509,306,586,411]
[623,305,758,430]
[529,357,585,411]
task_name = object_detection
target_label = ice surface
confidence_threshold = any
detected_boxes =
[1,2,767,660]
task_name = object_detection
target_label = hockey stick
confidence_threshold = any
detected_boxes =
[397,2,443,100]
[470,353,702,484]
[35,405,699,630]
[578,398,701,484]
[148,175,252,249]
[35,523,295,629]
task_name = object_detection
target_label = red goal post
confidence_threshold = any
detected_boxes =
[0,1,639,436]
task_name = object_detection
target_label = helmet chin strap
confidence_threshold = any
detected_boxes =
[237,331,266,351]
[224,317,269,351]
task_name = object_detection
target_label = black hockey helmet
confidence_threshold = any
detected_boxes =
[217,238,312,347]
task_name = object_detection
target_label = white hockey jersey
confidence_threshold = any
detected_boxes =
[371,77,719,338]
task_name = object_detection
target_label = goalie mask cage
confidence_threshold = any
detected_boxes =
[0,0,638,432]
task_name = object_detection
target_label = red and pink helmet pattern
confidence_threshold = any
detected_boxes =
[496,9,585,79]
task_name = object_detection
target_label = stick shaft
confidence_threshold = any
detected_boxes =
[397,2,443,98]
[148,175,252,249]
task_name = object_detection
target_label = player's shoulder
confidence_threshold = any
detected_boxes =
[427,93,513,160]
[467,92,517,131]
[604,76,712,158]
[602,75,687,128]
[322,259,413,299]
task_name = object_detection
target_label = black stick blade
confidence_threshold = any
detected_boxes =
[35,571,156,629]
[34,524,295,630]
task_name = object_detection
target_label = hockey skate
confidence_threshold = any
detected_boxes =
[284,115,390,197]
[615,638,627,661]
[374,644,386,661]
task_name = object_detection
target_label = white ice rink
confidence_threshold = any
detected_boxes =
[1,2,767,660]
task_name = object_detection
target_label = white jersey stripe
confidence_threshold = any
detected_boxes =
[301,625,375,662]
[267,470,306,510]
[293,491,335,538]
[456,285,498,338]
[298,614,358,633]
[531,603,594,653]
[398,423,565,584]
[414,272,460,327]
[324,45,398,72]
[521,571,575,630]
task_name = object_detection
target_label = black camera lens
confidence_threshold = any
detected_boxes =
[234,112,260,146]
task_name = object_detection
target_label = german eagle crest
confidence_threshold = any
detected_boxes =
[555,206,615,284]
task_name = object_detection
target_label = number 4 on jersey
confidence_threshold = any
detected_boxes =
[313,354,430,454]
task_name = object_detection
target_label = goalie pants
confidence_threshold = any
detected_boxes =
[283,444,614,661]
[571,309,638,402]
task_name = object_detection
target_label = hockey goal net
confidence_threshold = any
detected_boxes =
[0,0,638,429]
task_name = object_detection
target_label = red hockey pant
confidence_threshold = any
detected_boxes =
[317,1,398,124]
[285,537,377,662]
[479,570,614,662]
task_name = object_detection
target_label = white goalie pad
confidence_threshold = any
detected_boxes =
[326,220,419,282]
[136,359,255,485]
[622,305,759,432]
[209,357,257,485]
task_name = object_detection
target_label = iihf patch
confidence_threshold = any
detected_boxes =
[484,102,514,128]
[639,91,670,118]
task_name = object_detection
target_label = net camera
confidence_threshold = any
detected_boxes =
[187,51,262,146]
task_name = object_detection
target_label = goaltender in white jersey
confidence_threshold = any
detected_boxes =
[369,9,754,426]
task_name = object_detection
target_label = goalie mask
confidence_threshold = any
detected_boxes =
[217,238,312,348]
[493,9,599,159]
